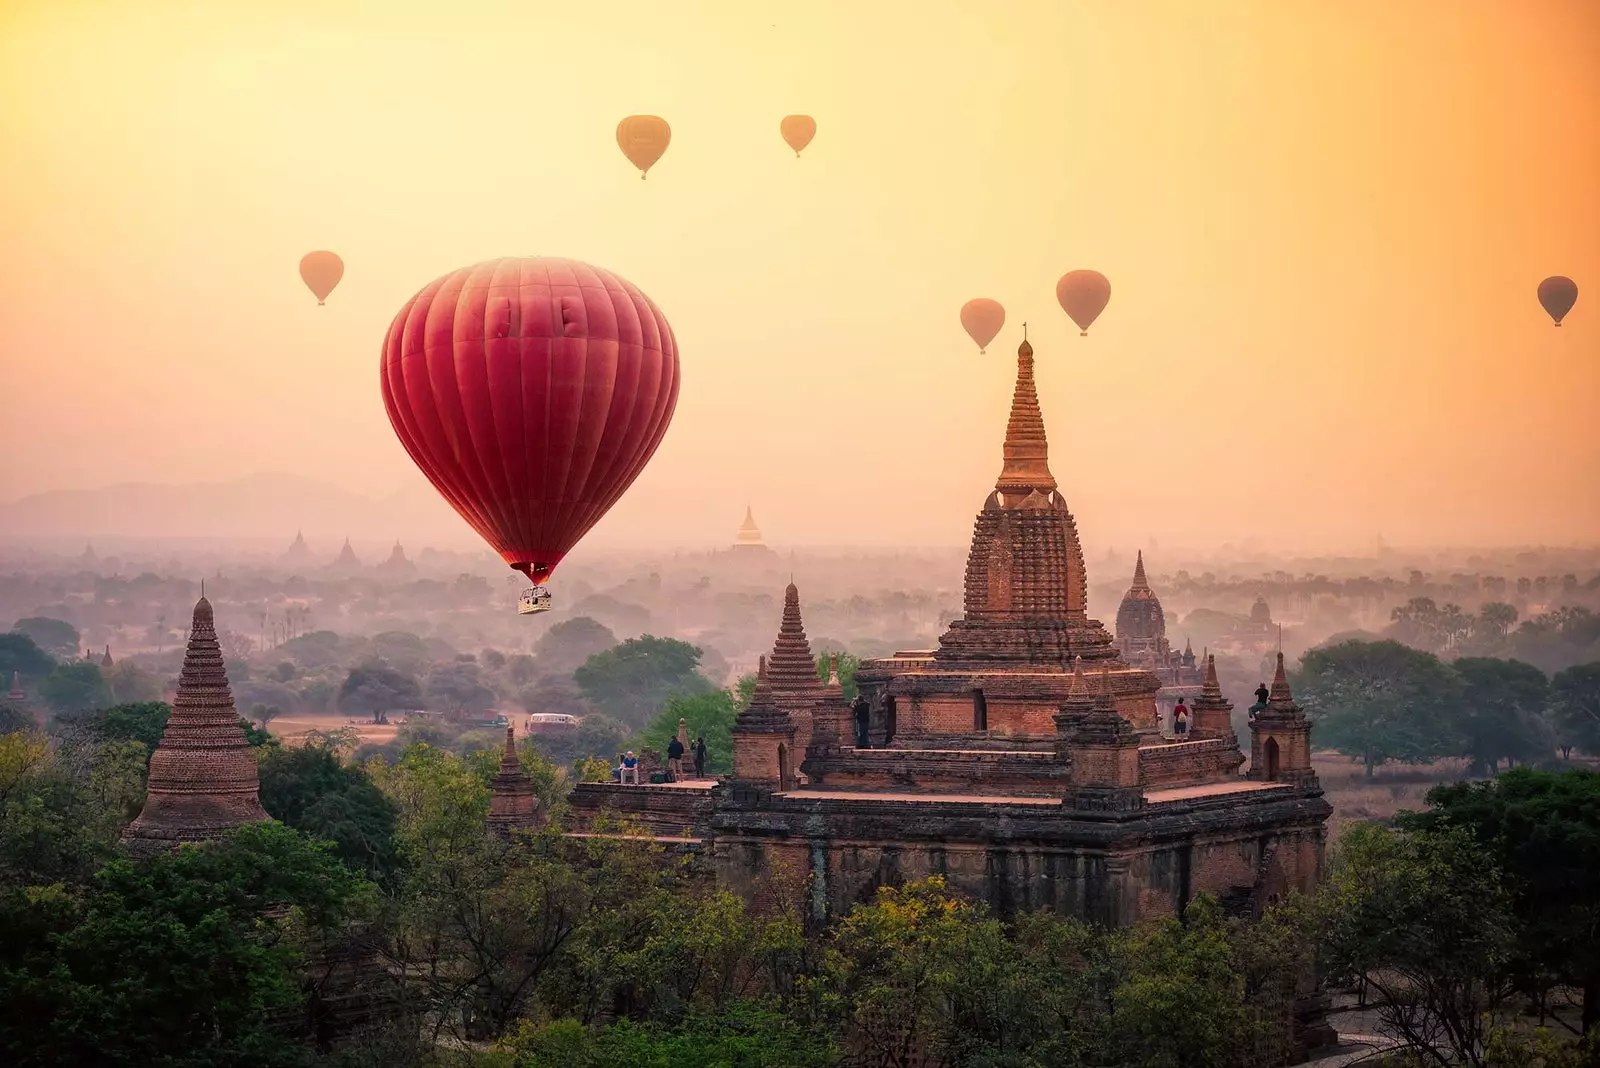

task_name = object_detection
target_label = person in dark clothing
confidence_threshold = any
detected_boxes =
[692,737,707,778]
[1255,682,1270,706]
[666,736,686,782]
[851,695,871,748]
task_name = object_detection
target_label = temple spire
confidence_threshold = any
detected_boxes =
[995,338,1057,496]
[1131,550,1149,589]
[765,582,822,694]
[120,593,270,854]
[487,724,540,838]
[6,671,22,701]
[1268,651,1295,705]
[1202,653,1222,699]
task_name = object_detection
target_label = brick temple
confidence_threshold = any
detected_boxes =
[121,592,271,855]
[1115,550,1205,729]
[567,337,1334,1055]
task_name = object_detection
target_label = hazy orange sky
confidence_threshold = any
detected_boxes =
[2,0,1596,555]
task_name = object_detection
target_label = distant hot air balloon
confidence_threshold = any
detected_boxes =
[780,115,817,157]
[1538,276,1578,327]
[1055,270,1111,336]
[299,251,344,305]
[960,298,1005,353]
[380,257,680,614]
[616,116,671,179]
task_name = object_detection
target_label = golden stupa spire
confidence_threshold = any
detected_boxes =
[995,337,1057,497]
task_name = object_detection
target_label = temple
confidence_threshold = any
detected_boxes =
[731,505,776,556]
[331,536,362,572]
[121,593,271,855]
[1114,552,1203,729]
[377,540,417,579]
[566,338,1334,1058]
[282,529,315,567]
[486,726,542,838]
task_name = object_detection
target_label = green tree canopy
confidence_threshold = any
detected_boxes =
[1454,657,1552,774]
[534,616,617,677]
[1401,768,1600,1035]
[574,635,712,729]
[336,661,422,721]
[257,730,400,882]
[1550,663,1600,760]
[1294,639,1463,777]
[0,821,367,1068]
[0,633,56,689]
[37,661,112,717]
[639,690,739,775]
[367,630,432,674]
[10,617,80,659]
[423,660,497,712]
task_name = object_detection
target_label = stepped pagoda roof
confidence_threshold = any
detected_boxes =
[121,593,270,855]
[765,582,822,698]
[487,726,541,837]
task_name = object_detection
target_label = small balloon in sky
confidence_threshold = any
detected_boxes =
[1055,270,1111,336]
[960,298,1005,353]
[1537,275,1578,327]
[616,115,671,179]
[299,251,344,305]
[780,115,817,157]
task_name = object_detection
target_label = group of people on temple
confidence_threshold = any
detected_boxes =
[1169,681,1270,739]
[613,735,709,785]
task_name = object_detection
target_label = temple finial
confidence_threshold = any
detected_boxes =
[995,334,1056,496]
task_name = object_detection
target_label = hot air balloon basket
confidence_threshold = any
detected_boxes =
[517,587,553,615]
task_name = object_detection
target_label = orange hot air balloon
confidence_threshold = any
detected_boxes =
[1056,270,1111,335]
[960,298,1005,353]
[1538,276,1578,326]
[616,115,671,179]
[780,115,817,157]
[299,251,344,305]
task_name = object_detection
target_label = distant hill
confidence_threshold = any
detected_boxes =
[0,472,468,543]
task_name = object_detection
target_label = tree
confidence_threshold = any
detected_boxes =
[639,690,739,775]
[9,617,80,659]
[69,701,171,751]
[814,651,861,700]
[535,616,617,677]
[424,660,497,712]
[1454,658,1552,774]
[1404,769,1600,1035]
[337,661,422,724]
[574,635,713,728]
[250,704,283,730]
[257,731,400,882]
[102,661,162,705]
[1550,664,1600,760]
[1318,821,1518,1066]
[1473,603,1520,646]
[0,731,126,888]
[368,630,432,674]
[1295,639,1463,777]
[36,661,112,717]
[0,821,367,1068]
[0,633,56,688]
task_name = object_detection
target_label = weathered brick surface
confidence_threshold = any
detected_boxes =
[568,782,715,838]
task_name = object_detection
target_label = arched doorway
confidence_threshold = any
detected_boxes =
[777,743,791,790]
[1263,737,1280,781]
[883,697,898,747]
[972,689,988,732]
[854,701,870,748]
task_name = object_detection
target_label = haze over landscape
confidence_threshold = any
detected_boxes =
[3,0,1597,556]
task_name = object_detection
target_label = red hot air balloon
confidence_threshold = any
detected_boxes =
[780,115,817,157]
[616,116,671,179]
[1055,270,1111,335]
[1538,276,1578,326]
[380,258,680,614]
[960,298,1005,353]
[299,251,344,305]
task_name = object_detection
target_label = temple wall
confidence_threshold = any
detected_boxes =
[568,782,715,838]
[1138,738,1246,788]
[801,748,1067,796]
[733,731,793,786]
